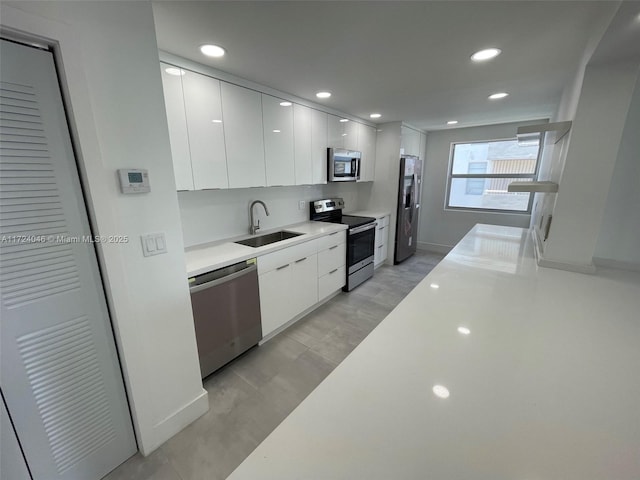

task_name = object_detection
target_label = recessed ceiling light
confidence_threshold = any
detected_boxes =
[316,91,331,99]
[272,129,281,133]
[339,118,349,123]
[447,120,458,125]
[432,385,450,399]
[211,119,222,123]
[341,133,347,136]
[165,67,185,76]
[488,92,509,100]
[430,283,439,289]
[457,326,471,335]
[200,44,226,58]
[471,48,502,62]
[370,113,382,119]
[279,101,292,107]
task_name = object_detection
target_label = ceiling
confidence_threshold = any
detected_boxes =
[152,1,618,131]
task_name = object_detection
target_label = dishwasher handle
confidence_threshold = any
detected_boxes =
[189,262,257,294]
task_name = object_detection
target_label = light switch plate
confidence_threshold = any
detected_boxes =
[298,200,306,210]
[141,233,167,257]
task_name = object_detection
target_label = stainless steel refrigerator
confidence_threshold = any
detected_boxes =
[394,155,422,264]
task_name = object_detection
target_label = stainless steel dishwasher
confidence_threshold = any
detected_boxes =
[189,259,262,378]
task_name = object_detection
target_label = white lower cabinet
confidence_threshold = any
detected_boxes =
[258,230,346,337]
[374,215,390,267]
[258,239,318,337]
[317,234,346,300]
[319,265,346,300]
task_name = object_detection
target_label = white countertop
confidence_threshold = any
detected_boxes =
[228,224,640,480]
[346,209,391,219]
[184,221,347,277]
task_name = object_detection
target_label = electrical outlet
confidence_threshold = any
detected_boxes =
[298,200,306,210]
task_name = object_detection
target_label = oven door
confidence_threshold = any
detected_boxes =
[347,222,376,274]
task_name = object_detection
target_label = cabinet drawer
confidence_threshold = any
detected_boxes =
[380,215,390,228]
[315,230,346,251]
[317,242,346,277]
[375,224,387,247]
[318,265,345,300]
[258,238,318,275]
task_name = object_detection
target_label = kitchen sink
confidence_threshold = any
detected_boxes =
[235,231,303,248]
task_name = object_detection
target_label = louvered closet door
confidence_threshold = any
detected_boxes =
[0,40,136,479]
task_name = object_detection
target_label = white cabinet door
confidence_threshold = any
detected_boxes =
[262,94,295,186]
[328,115,358,150]
[419,132,427,161]
[343,120,359,151]
[221,82,266,188]
[311,109,328,184]
[160,63,194,191]
[293,104,313,185]
[327,114,344,148]
[259,265,293,337]
[401,126,421,157]
[291,254,318,317]
[357,123,377,182]
[182,71,228,189]
[374,215,390,266]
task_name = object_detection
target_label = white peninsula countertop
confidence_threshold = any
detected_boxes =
[184,221,347,277]
[228,224,640,480]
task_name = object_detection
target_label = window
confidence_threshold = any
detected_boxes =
[446,138,540,213]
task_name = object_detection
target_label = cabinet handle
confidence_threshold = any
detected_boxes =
[295,257,307,263]
[277,264,290,270]
[329,245,338,250]
[378,245,383,249]
[329,268,338,274]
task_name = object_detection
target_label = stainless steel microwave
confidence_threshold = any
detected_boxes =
[328,148,361,182]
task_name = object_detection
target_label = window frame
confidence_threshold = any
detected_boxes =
[445,137,542,215]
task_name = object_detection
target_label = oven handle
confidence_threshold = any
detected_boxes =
[349,222,377,235]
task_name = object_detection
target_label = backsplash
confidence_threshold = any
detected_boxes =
[178,182,368,248]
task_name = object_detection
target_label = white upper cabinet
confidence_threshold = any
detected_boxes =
[357,123,377,182]
[262,94,295,186]
[343,119,358,151]
[182,71,228,189]
[293,104,313,185]
[160,64,193,191]
[419,132,427,163]
[311,109,328,184]
[221,83,266,188]
[328,114,344,148]
[328,115,359,151]
[401,125,421,157]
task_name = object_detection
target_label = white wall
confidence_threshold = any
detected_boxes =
[2,1,207,455]
[417,120,546,251]
[594,73,640,267]
[178,182,364,248]
[541,61,639,269]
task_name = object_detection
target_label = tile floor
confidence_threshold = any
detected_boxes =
[104,251,444,480]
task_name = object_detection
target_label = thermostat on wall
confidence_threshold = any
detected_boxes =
[118,169,150,194]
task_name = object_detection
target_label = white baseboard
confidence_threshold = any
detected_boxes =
[531,229,596,274]
[416,241,453,255]
[141,388,209,456]
[593,257,640,273]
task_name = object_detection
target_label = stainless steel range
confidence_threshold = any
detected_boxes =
[310,198,377,291]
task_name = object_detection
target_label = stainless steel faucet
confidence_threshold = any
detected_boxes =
[249,200,269,235]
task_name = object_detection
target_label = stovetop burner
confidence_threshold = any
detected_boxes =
[310,198,376,230]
